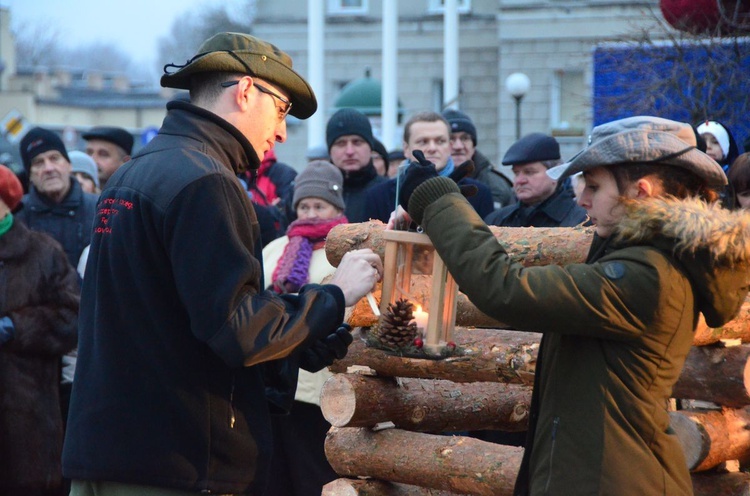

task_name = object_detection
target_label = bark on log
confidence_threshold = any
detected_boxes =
[321,374,531,432]
[331,328,540,385]
[691,471,750,496]
[670,407,750,472]
[694,298,750,346]
[326,222,593,268]
[673,344,750,408]
[349,278,750,347]
[334,331,750,405]
[322,479,459,496]
[325,427,523,496]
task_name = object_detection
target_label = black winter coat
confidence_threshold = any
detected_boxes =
[16,179,98,268]
[63,101,346,495]
[484,186,587,228]
[0,219,79,494]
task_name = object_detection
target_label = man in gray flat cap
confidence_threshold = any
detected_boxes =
[63,32,382,496]
[484,132,587,228]
[82,126,133,189]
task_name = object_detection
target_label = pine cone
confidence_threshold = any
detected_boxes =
[371,298,419,349]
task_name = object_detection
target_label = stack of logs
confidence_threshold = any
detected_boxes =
[319,221,750,496]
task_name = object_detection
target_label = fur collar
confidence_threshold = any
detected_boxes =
[615,197,750,268]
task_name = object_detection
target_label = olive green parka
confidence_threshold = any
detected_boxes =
[408,178,750,496]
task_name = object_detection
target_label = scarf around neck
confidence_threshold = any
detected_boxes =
[0,213,14,238]
[271,215,348,294]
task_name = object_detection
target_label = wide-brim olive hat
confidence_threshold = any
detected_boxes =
[547,116,727,189]
[161,32,317,119]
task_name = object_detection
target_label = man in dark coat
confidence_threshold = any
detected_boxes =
[16,127,98,268]
[0,165,79,496]
[442,108,514,209]
[82,126,133,189]
[326,108,388,222]
[484,133,588,228]
[62,32,382,496]
[364,111,494,223]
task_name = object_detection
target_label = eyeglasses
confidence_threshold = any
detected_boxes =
[221,79,293,120]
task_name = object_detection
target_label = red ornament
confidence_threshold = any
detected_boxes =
[414,337,424,349]
[446,341,456,349]
[659,0,750,34]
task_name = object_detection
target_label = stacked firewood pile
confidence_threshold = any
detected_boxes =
[319,221,750,496]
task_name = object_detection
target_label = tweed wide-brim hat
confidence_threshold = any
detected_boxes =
[547,116,727,189]
[161,32,317,119]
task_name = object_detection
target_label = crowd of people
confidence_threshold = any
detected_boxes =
[1,29,749,496]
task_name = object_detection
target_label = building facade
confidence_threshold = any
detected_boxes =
[253,0,659,172]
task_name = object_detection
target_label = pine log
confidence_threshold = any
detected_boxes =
[321,374,531,432]
[694,298,750,346]
[348,277,750,347]
[331,328,540,384]
[673,344,750,408]
[326,222,593,268]
[670,407,750,472]
[325,427,523,496]
[322,479,459,495]
[691,471,750,496]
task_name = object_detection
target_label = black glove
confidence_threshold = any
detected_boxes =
[299,323,353,372]
[399,150,477,212]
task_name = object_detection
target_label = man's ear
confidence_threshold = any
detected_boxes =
[402,142,412,161]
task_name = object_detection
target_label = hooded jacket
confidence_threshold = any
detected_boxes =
[63,100,345,495]
[0,220,79,494]
[409,178,750,496]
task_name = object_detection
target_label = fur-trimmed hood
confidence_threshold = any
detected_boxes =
[615,197,750,327]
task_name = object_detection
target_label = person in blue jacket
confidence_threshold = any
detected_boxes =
[62,32,382,496]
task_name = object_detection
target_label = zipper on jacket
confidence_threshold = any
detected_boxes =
[544,417,560,494]
[228,376,236,429]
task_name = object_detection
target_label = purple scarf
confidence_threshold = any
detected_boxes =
[271,215,348,294]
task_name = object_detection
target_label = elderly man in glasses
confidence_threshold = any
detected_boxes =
[62,32,383,496]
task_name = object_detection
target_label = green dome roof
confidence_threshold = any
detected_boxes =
[333,71,404,117]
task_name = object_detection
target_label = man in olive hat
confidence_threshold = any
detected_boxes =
[63,32,383,496]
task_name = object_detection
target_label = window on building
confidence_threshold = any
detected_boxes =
[550,69,587,137]
[328,0,369,15]
[427,0,471,14]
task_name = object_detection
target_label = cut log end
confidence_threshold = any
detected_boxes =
[670,411,710,470]
[321,375,359,427]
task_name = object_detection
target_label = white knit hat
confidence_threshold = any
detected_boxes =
[696,121,730,159]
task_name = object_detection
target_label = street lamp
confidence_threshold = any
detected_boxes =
[505,72,530,140]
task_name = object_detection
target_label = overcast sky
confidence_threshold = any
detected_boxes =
[4,0,248,69]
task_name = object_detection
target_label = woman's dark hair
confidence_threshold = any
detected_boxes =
[728,153,750,208]
[608,163,720,203]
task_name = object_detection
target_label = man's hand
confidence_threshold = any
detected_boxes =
[299,324,353,372]
[328,249,382,306]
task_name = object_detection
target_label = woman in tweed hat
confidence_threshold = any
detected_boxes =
[396,115,750,495]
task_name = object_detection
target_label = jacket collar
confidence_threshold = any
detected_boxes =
[160,100,261,174]
[614,197,750,327]
[25,178,84,212]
